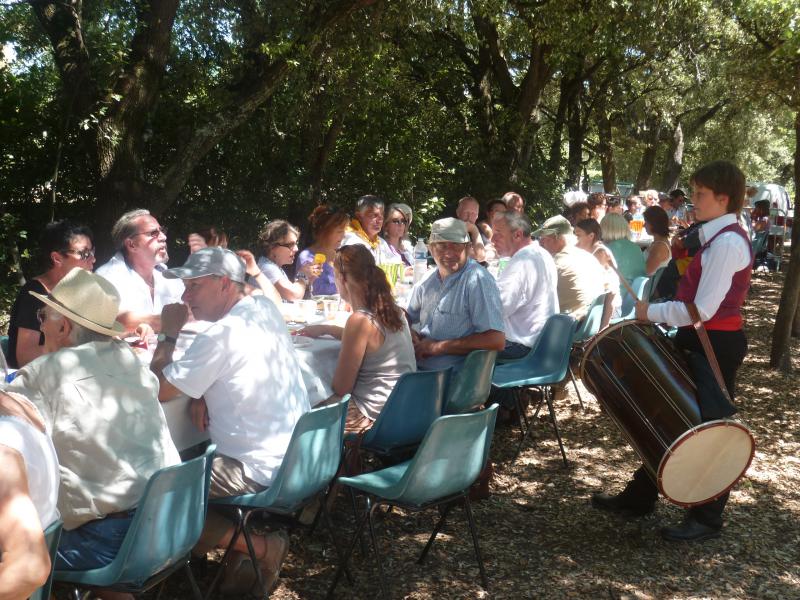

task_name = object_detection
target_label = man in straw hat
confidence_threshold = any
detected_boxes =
[2,267,179,600]
[150,247,309,595]
[407,217,504,371]
[534,214,605,320]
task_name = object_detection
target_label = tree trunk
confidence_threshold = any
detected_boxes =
[661,120,684,192]
[634,115,661,192]
[548,76,571,174]
[769,105,800,371]
[565,92,584,189]
[597,100,616,193]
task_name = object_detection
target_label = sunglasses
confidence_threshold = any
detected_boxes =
[62,248,95,260]
[132,227,167,239]
[389,219,407,225]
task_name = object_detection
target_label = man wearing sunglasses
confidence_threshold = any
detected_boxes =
[96,209,184,335]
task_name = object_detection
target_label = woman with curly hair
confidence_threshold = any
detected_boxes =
[298,244,416,434]
[257,220,320,302]
[295,205,350,295]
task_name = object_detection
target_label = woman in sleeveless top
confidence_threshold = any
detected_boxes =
[574,218,621,318]
[298,244,416,434]
[643,205,672,275]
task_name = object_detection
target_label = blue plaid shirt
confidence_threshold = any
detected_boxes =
[407,258,504,370]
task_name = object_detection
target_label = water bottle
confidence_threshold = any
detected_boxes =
[413,238,428,283]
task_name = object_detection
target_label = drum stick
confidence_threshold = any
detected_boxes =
[608,261,640,302]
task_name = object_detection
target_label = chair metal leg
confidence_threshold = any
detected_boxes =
[463,496,489,590]
[320,492,354,585]
[569,366,585,410]
[545,388,568,466]
[417,502,453,564]
[366,499,390,599]
[185,561,203,600]
[241,510,267,596]
[204,508,245,600]
[348,485,368,557]
[326,501,370,599]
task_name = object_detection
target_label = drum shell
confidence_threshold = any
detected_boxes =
[580,321,701,480]
[580,321,755,506]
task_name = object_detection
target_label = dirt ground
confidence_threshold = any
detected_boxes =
[56,269,800,599]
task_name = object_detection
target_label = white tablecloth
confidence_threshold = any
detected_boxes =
[160,332,341,451]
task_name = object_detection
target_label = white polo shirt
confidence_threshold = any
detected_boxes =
[163,295,310,486]
[96,252,184,315]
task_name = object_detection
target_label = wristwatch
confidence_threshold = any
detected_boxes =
[157,333,178,345]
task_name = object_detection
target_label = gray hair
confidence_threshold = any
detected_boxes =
[111,209,151,251]
[497,210,532,237]
[600,213,630,241]
[68,322,112,346]
[356,195,384,214]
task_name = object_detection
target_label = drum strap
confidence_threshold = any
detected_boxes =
[686,302,732,404]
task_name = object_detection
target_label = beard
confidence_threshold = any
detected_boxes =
[154,247,169,265]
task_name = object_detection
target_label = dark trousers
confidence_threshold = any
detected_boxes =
[620,327,747,528]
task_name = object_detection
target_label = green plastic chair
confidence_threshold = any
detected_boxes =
[569,292,613,410]
[327,405,499,599]
[491,314,577,464]
[30,519,62,600]
[54,444,216,599]
[207,398,350,597]
[353,368,450,461]
[443,350,497,414]
[0,335,9,362]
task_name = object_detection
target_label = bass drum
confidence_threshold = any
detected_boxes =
[579,321,755,507]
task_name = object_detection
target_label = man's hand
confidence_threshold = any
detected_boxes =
[299,262,322,282]
[134,323,155,342]
[635,301,650,322]
[160,303,189,337]
[190,397,209,432]
[413,336,442,360]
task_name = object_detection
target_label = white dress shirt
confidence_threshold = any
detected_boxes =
[96,252,184,315]
[648,213,750,326]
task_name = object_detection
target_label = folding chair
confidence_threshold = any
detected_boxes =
[54,445,216,599]
[491,313,577,464]
[328,405,499,599]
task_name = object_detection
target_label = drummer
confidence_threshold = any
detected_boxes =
[593,160,752,543]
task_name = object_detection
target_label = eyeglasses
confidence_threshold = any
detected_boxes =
[62,248,95,260]
[274,241,298,249]
[389,219,407,225]
[132,227,167,239]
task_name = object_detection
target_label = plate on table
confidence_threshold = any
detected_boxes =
[292,335,313,349]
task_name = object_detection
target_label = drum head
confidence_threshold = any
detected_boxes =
[658,420,755,507]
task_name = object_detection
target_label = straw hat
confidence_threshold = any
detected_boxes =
[30,267,125,337]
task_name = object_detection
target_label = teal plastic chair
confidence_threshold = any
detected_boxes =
[207,398,350,597]
[491,314,577,464]
[612,276,650,324]
[327,405,499,599]
[569,292,612,410]
[54,444,216,598]
[0,335,9,362]
[30,519,62,600]
[443,350,497,414]
[354,368,450,460]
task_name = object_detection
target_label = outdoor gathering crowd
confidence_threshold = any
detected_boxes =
[0,159,756,599]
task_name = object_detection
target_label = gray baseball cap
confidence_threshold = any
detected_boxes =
[428,217,470,244]
[532,215,573,237]
[164,247,246,283]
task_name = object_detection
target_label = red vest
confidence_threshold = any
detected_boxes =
[675,222,752,330]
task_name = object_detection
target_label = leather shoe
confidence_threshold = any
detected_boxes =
[661,518,720,542]
[591,492,654,518]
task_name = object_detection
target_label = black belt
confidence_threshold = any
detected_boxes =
[105,509,136,519]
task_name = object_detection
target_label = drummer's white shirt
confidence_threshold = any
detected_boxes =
[162,295,310,487]
[647,213,750,327]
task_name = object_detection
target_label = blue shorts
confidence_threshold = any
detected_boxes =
[55,513,134,571]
